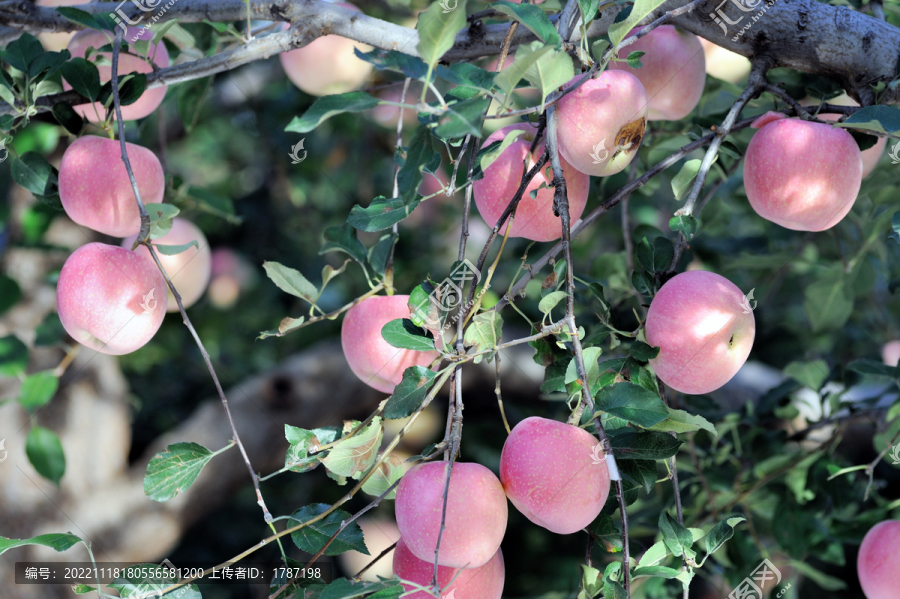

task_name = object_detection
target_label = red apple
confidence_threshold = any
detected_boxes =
[858,520,900,599]
[57,242,167,355]
[500,417,610,534]
[556,71,648,177]
[395,461,507,568]
[882,341,900,367]
[393,538,504,599]
[279,4,373,96]
[58,135,165,238]
[473,123,589,242]
[646,270,755,395]
[66,27,169,122]
[609,26,705,121]
[122,217,211,311]
[744,111,862,231]
[341,295,440,394]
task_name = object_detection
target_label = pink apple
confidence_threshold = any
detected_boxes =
[857,520,900,599]
[58,135,165,237]
[609,26,705,121]
[817,113,886,178]
[744,112,862,231]
[473,123,589,242]
[66,27,169,122]
[279,4,372,96]
[556,70,648,177]
[339,519,400,581]
[57,242,167,355]
[646,270,755,395]
[369,82,429,129]
[208,248,255,309]
[36,0,82,52]
[500,416,610,534]
[395,461,507,568]
[698,38,751,83]
[341,295,440,394]
[882,341,900,367]
[122,217,211,311]
[393,538,504,599]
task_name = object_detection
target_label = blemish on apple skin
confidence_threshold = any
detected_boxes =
[614,117,646,151]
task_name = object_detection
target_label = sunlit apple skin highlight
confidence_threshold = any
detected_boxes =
[500,417,610,534]
[818,113,886,178]
[392,538,504,599]
[59,136,165,238]
[341,295,440,394]
[556,71,648,177]
[646,270,755,395]
[473,124,589,242]
[57,243,167,355]
[744,112,862,231]
[394,461,508,569]
[122,218,212,311]
[857,520,900,599]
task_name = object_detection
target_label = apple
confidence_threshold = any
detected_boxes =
[473,123,589,242]
[393,538,504,599]
[646,270,756,395]
[66,26,169,122]
[341,295,440,394]
[338,519,400,581]
[122,218,211,311]
[395,461,507,568]
[36,0,82,52]
[857,520,900,599]
[744,111,862,231]
[882,341,900,367]
[698,38,751,83]
[500,417,610,534]
[58,135,165,238]
[609,26,705,121]
[208,248,255,309]
[57,242,167,355]
[279,4,373,97]
[556,70,648,177]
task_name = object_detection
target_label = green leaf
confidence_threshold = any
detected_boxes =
[538,290,569,315]
[286,92,380,133]
[321,223,368,265]
[0,274,20,315]
[319,418,383,480]
[398,126,441,202]
[35,313,65,347]
[416,0,469,68]
[669,214,699,240]
[72,584,96,594]
[578,0,602,23]
[368,233,398,276]
[595,383,669,427]
[145,202,180,239]
[463,312,503,359]
[608,0,669,49]
[701,515,745,562]
[284,424,326,473]
[11,152,58,197]
[18,371,59,411]
[632,270,654,297]
[408,282,443,329]
[521,44,574,106]
[436,62,496,97]
[582,565,604,598]
[154,241,199,256]
[659,511,693,558]
[609,429,682,460]
[494,42,555,101]
[26,426,66,485]
[0,335,28,377]
[54,7,103,31]
[592,514,623,553]
[361,454,405,499]
[61,58,101,101]
[783,360,829,391]
[177,76,213,132]
[348,196,420,232]
[381,319,436,352]
[258,316,306,340]
[98,72,146,107]
[1,33,44,73]
[565,347,604,393]
[0,533,81,556]
[626,51,645,68]
[143,442,216,502]
[645,408,717,436]
[847,359,898,380]
[632,566,681,579]
[354,48,429,80]
[834,105,900,136]
[262,261,318,303]
[636,236,674,273]
[804,266,853,332]
[492,2,561,45]
[618,458,657,494]
[384,366,439,419]
[629,340,659,362]
[289,504,369,556]
[602,563,627,599]
[434,96,490,139]
[29,49,69,79]
[51,102,85,135]
[671,158,702,201]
